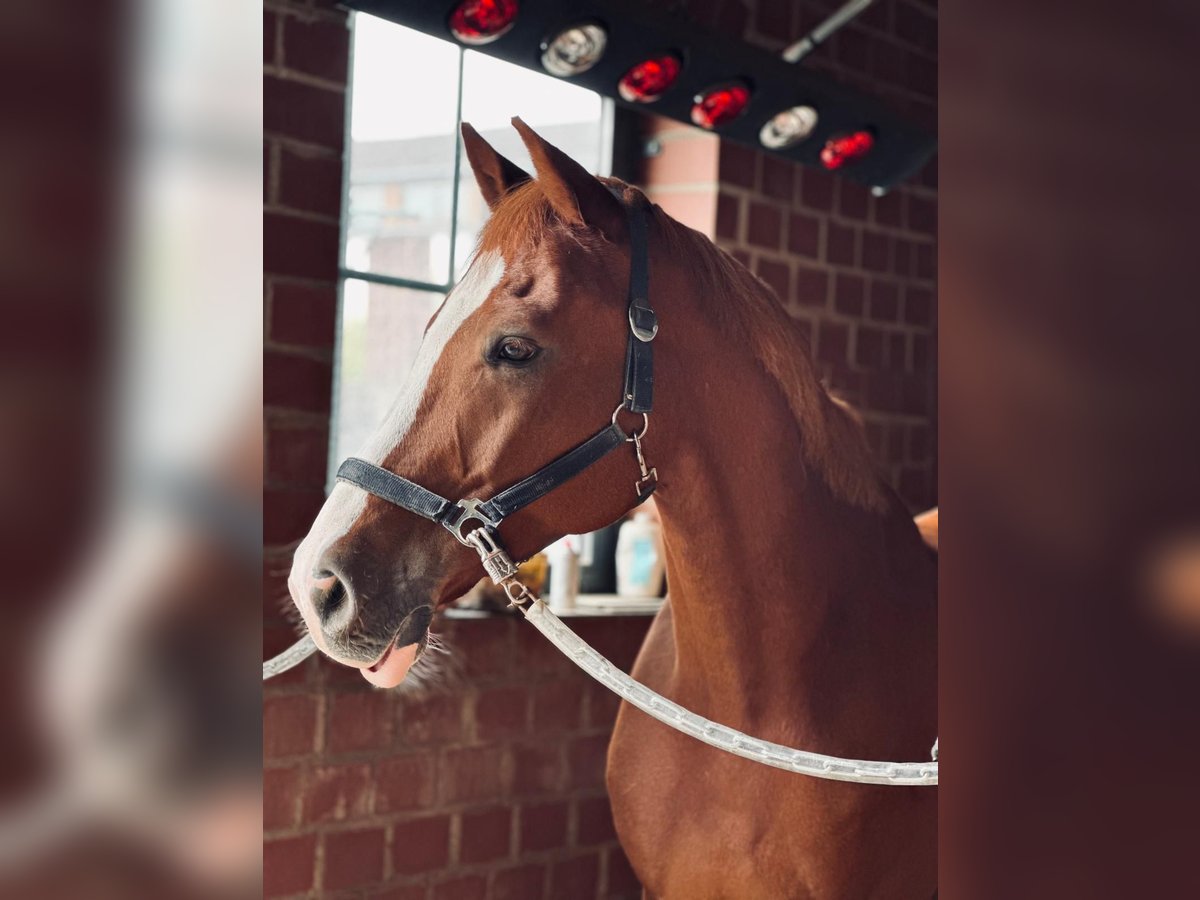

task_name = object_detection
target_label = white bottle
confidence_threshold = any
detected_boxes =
[615,511,664,598]
[547,536,581,611]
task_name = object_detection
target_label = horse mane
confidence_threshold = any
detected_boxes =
[644,198,886,512]
[479,179,887,512]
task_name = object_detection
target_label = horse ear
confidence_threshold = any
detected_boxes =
[511,116,625,238]
[461,122,531,210]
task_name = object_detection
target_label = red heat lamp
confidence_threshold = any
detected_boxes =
[691,82,751,129]
[617,53,682,103]
[448,0,518,45]
[820,130,875,170]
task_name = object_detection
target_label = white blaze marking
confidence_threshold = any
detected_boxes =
[291,252,505,585]
[359,251,504,463]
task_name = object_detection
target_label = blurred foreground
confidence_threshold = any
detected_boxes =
[939,1,1200,896]
[0,0,261,896]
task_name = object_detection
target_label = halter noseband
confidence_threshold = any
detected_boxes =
[335,187,658,580]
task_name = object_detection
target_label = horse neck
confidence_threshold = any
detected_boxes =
[648,267,935,728]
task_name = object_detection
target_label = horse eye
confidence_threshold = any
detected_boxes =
[495,336,539,364]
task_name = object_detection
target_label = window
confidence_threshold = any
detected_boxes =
[333,14,613,470]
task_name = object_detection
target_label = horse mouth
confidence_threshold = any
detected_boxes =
[367,633,427,673]
[362,605,432,688]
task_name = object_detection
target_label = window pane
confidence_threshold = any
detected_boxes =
[454,51,610,276]
[344,16,461,285]
[332,279,444,466]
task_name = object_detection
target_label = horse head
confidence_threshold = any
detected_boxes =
[288,119,654,686]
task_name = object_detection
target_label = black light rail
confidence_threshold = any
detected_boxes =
[345,0,935,191]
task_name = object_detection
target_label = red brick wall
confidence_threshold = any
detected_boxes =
[265,615,652,899]
[644,0,938,511]
[263,0,345,563]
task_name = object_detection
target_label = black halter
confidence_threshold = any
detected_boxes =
[334,187,658,567]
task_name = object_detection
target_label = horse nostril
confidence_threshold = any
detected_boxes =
[314,576,354,634]
[310,548,356,641]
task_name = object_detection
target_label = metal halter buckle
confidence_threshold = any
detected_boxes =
[628,305,658,342]
[465,527,519,585]
[445,498,500,546]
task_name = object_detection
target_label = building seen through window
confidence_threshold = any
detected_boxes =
[334,14,612,468]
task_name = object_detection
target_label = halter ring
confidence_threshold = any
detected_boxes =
[445,498,500,546]
[611,404,650,442]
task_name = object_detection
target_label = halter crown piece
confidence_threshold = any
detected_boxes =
[264,188,938,786]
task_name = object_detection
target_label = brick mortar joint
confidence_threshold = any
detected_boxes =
[264,203,342,227]
[720,246,937,284]
[266,814,621,841]
[265,272,342,290]
[263,410,332,430]
[820,314,935,335]
[717,190,937,230]
[267,726,624,756]
[264,0,348,23]
[264,66,347,94]
[265,133,349,159]
[263,342,334,362]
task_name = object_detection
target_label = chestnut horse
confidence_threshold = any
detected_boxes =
[288,119,936,899]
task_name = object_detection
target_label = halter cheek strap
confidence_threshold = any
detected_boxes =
[622,181,656,413]
[335,187,657,555]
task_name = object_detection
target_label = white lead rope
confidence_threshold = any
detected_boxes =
[520,599,938,786]
[262,633,316,679]
[263,596,938,786]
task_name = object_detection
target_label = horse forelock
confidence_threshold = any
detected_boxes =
[476,178,621,261]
